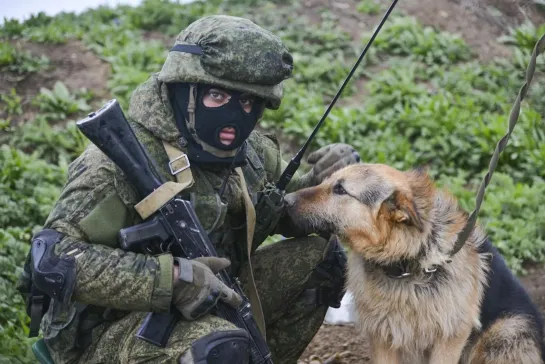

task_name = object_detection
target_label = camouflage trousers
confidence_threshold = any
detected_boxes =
[49,236,334,364]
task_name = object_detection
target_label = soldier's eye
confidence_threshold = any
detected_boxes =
[209,91,222,100]
[333,183,347,195]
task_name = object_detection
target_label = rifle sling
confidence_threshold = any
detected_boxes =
[133,141,194,220]
[162,141,194,186]
[235,167,267,339]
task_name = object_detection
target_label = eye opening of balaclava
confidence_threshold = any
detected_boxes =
[167,82,265,166]
[196,84,265,150]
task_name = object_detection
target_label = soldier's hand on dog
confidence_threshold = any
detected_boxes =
[307,143,361,184]
[172,257,242,320]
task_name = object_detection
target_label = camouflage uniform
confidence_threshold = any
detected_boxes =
[27,15,353,364]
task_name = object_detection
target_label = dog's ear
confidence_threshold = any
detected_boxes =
[382,190,424,231]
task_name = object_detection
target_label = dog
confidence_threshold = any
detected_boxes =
[284,163,545,364]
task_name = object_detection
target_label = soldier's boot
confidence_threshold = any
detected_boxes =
[179,329,250,364]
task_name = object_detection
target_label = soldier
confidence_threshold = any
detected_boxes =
[21,15,360,364]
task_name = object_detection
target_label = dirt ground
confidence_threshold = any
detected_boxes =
[1,40,110,124]
[2,0,545,363]
[300,0,545,62]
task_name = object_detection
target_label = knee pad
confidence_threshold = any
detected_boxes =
[25,229,77,337]
[305,235,347,308]
[180,329,250,364]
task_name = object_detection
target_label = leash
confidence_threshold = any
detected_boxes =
[449,33,545,256]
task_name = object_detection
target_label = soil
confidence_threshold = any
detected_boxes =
[1,0,544,362]
[300,0,545,62]
[1,40,110,124]
[298,324,371,364]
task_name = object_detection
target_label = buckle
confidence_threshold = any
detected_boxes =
[388,271,412,279]
[423,265,438,274]
[169,154,190,175]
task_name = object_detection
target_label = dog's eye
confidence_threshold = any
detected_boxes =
[333,183,347,195]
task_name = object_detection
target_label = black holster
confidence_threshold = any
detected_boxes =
[305,236,347,309]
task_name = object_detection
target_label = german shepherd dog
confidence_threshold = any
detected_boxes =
[284,163,545,364]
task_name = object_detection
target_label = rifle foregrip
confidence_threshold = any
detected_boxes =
[76,99,164,198]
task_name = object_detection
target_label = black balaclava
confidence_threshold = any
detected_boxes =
[168,82,265,166]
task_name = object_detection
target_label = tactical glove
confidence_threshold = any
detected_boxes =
[172,257,242,320]
[306,143,360,185]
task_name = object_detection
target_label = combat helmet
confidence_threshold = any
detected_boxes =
[158,15,294,110]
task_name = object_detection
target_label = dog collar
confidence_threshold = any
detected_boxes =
[378,260,439,279]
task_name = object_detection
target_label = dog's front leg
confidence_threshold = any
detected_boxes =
[429,328,472,364]
[370,338,401,364]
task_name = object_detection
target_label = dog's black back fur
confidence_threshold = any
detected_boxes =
[478,239,545,359]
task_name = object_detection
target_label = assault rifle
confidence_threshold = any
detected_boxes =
[76,99,273,363]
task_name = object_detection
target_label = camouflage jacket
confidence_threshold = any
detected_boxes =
[38,73,311,351]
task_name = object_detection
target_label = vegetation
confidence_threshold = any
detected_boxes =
[0,42,49,74]
[1,0,544,362]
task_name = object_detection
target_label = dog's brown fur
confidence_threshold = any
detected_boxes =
[285,163,544,364]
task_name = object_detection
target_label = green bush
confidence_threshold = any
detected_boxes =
[437,172,545,274]
[356,0,381,14]
[368,15,473,65]
[0,42,50,74]
[32,81,93,119]
[11,117,89,165]
[0,146,66,229]
[0,146,66,364]
[0,228,38,364]
[499,19,545,51]
[0,89,23,116]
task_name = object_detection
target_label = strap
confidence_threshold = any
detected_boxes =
[187,85,197,140]
[234,167,267,339]
[134,142,194,219]
[134,181,192,220]
[28,294,47,337]
[162,141,194,186]
[170,44,204,55]
[450,33,545,256]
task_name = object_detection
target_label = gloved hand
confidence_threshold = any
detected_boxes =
[172,256,242,320]
[306,143,360,185]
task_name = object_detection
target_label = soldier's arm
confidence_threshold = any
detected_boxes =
[42,144,173,313]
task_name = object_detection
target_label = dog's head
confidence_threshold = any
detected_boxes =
[285,163,438,261]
